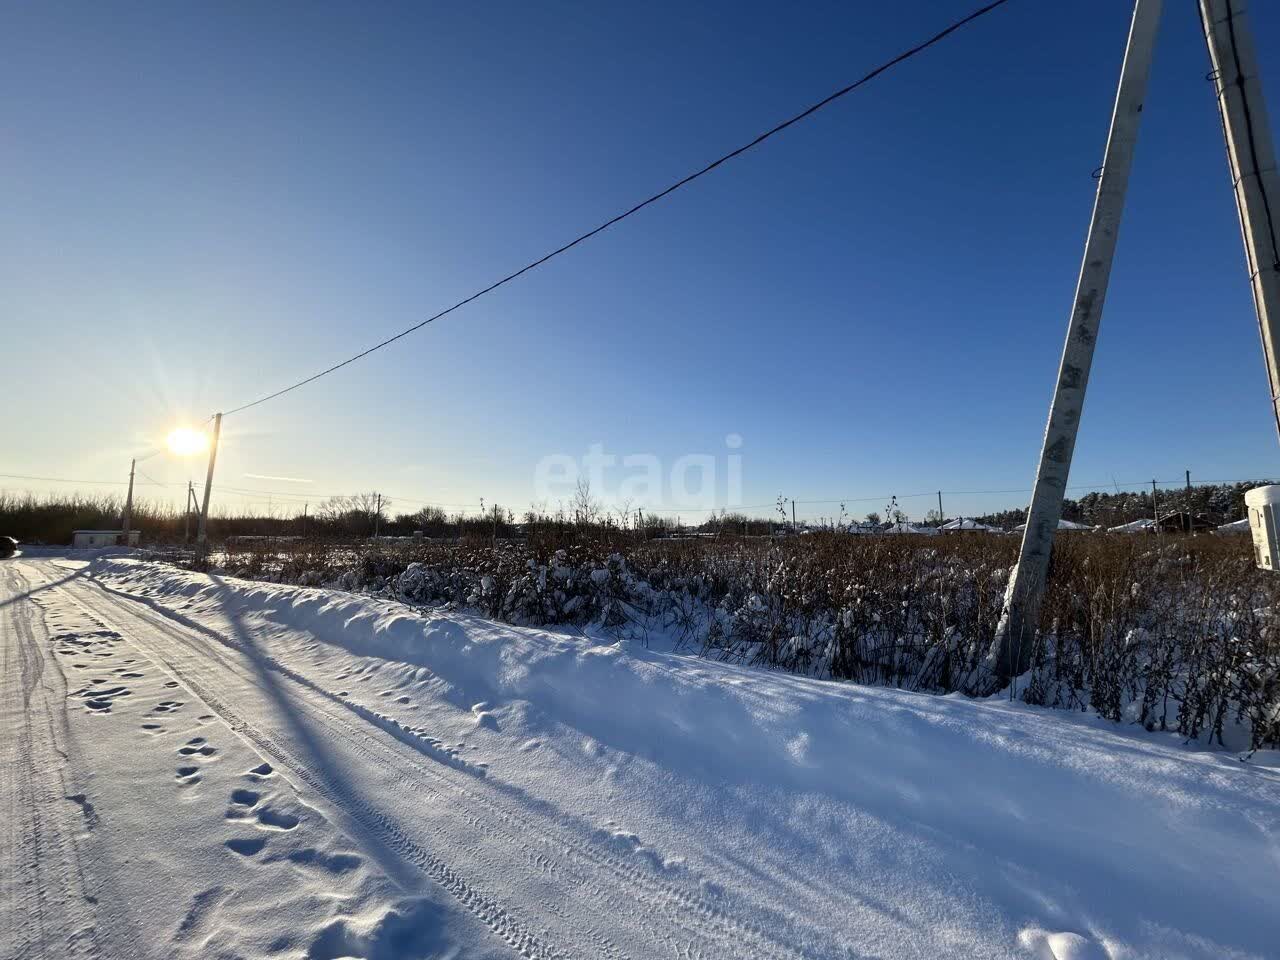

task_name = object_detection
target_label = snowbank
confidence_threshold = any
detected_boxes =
[84,557,1280,960]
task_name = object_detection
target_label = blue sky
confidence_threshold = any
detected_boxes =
[4,0,1280,522]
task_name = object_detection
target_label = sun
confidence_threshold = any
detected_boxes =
[166,427,210,456]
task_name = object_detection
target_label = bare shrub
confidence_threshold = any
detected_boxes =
[209,530,1279,751]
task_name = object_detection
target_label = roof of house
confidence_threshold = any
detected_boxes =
[1108,518,1156,533]
[940,518,999,531]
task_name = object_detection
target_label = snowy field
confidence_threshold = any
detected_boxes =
[2,552,1278,960]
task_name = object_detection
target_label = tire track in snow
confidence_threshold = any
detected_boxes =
[64,583,645,960]
[68,570,819,960]
[0,564,101,960]
[55,582,568,960]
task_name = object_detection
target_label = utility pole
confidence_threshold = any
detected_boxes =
[1186,468,1194,532]
[1201,0,1280,443]
[791,499,796,534]
[183,481,194,544]
[122,458,136,539]
[975,0,1162,693]
[1152,479,1162,533]
[196,412,223,553]
[373,493,383,539]
[937,490,944,524]
[302,502,308,539]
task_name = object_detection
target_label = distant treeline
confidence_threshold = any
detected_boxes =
[969,480,1269,530]
[1,479,1270,545]
[0,490,682,545]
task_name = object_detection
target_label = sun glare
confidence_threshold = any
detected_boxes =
[166,427,210,457]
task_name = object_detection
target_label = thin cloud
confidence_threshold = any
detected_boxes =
[244,473,313,484]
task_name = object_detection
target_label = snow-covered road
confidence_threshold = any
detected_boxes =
[3,554,1278,960]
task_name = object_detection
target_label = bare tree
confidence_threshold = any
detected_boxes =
[315,492,388,536]
[613,497,634,531]
[572,478,601,526]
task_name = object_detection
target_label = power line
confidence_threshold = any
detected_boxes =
[220,0,1015,417]
[0,472,174,487]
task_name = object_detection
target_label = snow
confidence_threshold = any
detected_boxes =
[1216,517,1251,533]
[881,520,938,535]
[4,553,1280,960]
[1244,484,1280,507]
[1108,518,1156,533]
[940,517,999,531]
[1013,518,1096,532]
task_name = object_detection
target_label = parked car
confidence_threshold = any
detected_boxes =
[0,536,18,558]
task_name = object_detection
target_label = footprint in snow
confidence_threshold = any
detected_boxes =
[255,808,300,831]
[73,683,132,715]
[226,784,299,831]
[470,702,498,730]
[1018,929,1109,960]
[282,848,361,875]
[225,836,267,857]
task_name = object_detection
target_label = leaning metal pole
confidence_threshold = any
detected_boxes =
[971,0,1163,693]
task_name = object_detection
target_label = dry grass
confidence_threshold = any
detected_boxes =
[208,530,1280,751]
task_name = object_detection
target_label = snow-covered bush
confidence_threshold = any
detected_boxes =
[209,531,1280,750]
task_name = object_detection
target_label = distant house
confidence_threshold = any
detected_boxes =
[882,520,939,536]
[1012,518,1096,533]
[940,518,999,532]
[1108,518,1156,533]
[72,530,140,548]
[1215,518,1250,534]
[1155,512,1217,534]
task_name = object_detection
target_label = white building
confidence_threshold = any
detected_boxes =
[71,530,140,548]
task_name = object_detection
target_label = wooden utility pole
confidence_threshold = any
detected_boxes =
[373,493,383,539]
[1201,0,1280,443]
[791,499,796,533]
[183,481,194,543]
[1186,468,1194,532]
[122,458,136,539]
[1152,479,1161,533]
[976,0,1162,693]
[196,413,223,552]
[937,490,944,524]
